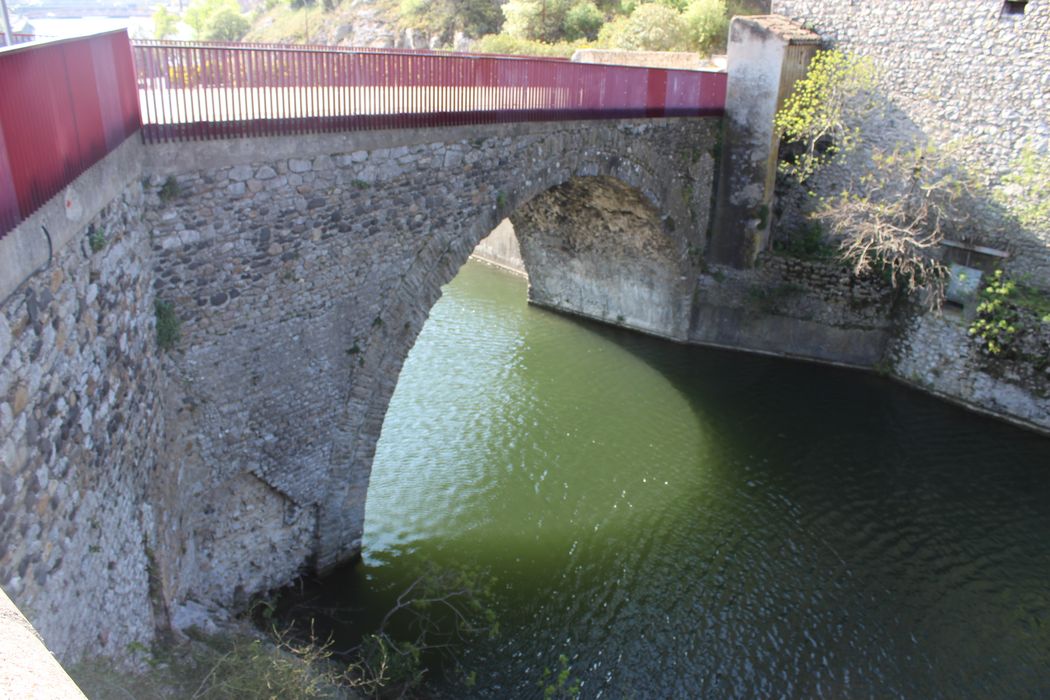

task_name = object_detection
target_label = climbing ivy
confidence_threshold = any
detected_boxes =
[774,49,879,184]
[999,143,1050,232]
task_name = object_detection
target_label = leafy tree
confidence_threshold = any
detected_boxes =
[184,0,247,39]
[503,0,602,43]
[563,1,604,41]
[203,7,250,40]
[597,3,687,51]
[152,5,180,39]
[400,0,504,42]
[774,49,878,183]
[681,0,726,54]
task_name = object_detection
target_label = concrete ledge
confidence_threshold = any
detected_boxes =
[0,134,145,304]
[0,588,87,699]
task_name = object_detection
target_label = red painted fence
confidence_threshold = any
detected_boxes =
[131,40,726,143]
[0,30,140,237]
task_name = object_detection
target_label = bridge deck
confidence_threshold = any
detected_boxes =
[0,31,726,238]
[132,40,727,142]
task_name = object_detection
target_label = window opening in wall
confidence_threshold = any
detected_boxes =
[1001,1,1028,17]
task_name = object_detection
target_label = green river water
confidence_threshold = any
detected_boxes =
[287,260,1050,699]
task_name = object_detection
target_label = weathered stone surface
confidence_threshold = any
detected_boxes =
[514,176,694,339]
[690,253,896,367]
[2,110,1045,675]
[144,119,718,581]
[772,0,1050,286]
[0,187,163,663]
[892,310,1050,431]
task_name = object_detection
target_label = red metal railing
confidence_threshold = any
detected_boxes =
[0,30,140,238]
[131,40,726,143]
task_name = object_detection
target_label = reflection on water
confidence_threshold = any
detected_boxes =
[299,260,1050,698]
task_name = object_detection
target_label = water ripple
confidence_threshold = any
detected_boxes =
[311,261,1050,699]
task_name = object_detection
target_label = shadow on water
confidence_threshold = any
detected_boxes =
[561,307,1050,699]
[276,261,1050,700]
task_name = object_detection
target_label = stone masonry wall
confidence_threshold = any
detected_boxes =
[892,311,1050,433]
[770,0,1050,284]
[690,252,896,366]
[0,182,165,662]
[514,175,697,340]
[141,118,719,601]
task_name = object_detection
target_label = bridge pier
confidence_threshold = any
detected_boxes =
[709,16,820,267]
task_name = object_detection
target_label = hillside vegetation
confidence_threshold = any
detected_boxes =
[156,0,769,56]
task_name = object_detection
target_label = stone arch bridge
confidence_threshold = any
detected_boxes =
[2,25,824,662]
[144,117,719,607]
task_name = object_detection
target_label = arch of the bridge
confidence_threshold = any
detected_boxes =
[316,156,699,571]
[141,119,718,599]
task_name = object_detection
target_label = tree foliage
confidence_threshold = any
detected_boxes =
[502,0,597,43]
[681,0,726,54]
[399,0,504,43]
[203,7,251,40]
[563,1,604,40]
[597,3,687,51]
[184,0,249,40]
[152,5,180,39]
[774,49,878,183]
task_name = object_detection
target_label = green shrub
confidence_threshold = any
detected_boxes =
[203,7,250,40]
[502,0,605,43]
[774,49,878,184]
[88,226,107,253]
[474,33,584,57]
[597,3,688,51]
[969,270,1019,356]
[563,1,604,40]
[155,300,181,351]
[682,0,727,54]
[400,0,504,42]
